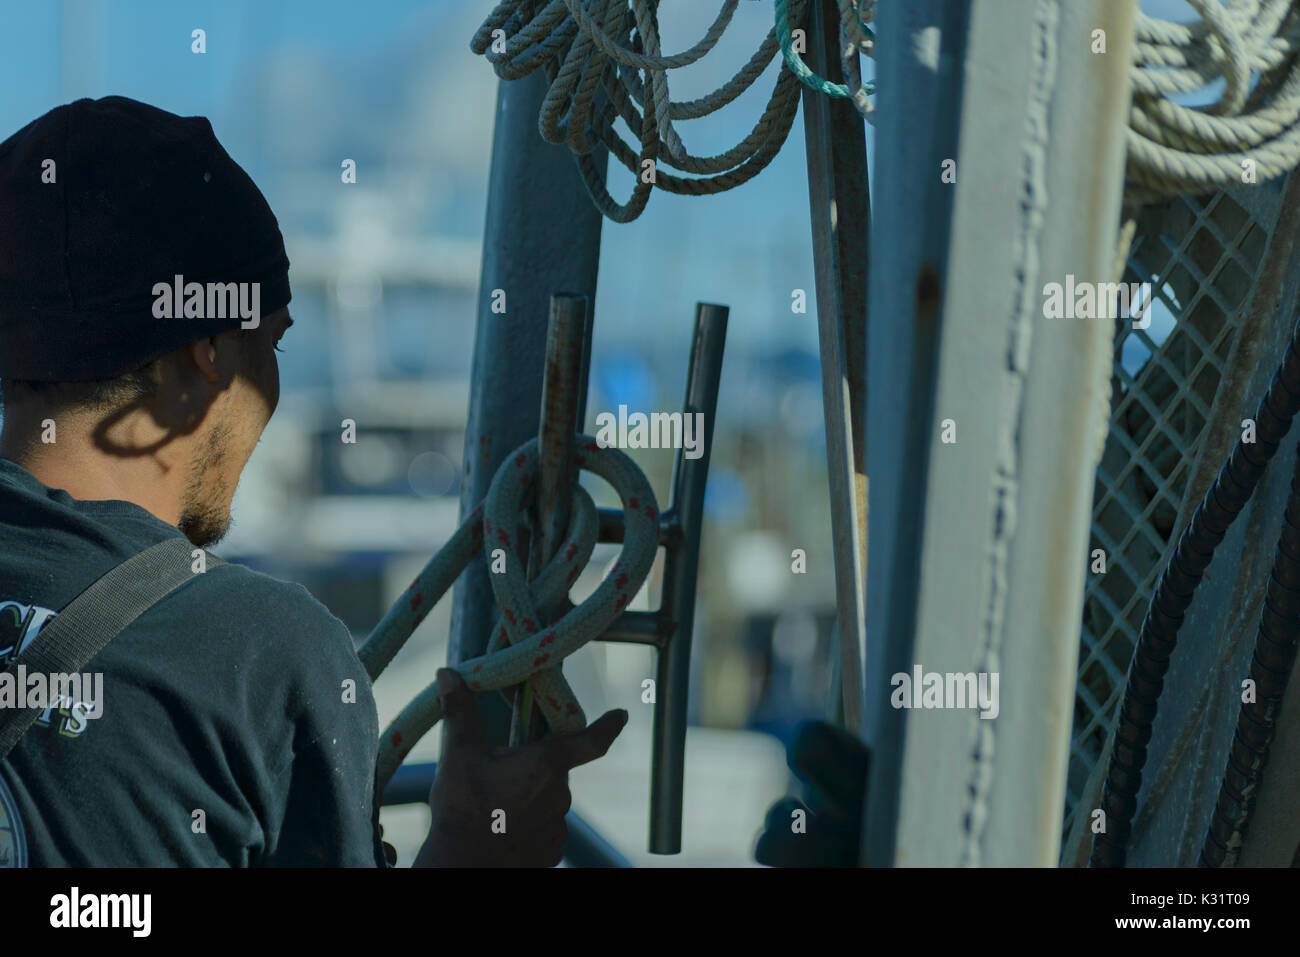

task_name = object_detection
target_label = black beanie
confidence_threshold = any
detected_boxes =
[0,96,291,382]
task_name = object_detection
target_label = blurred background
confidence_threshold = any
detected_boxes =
[0,0,1207,867]
[0,0,862,866]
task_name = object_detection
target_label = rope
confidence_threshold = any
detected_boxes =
[1090,306,1300,866]
[774,0,875,120]
[1199,439,1300,867]
[467,1,1300,216]
[470,0,815,221]
[360,435,660,794]
[1126,0,1300,204]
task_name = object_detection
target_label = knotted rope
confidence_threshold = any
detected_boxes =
[360,435,660,793]
[470,0,812,221]
[1127,0,1300,203]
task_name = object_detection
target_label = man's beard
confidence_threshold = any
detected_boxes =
[177,423,234,547]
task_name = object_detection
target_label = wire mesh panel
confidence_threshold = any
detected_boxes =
[1065,183,1286,835]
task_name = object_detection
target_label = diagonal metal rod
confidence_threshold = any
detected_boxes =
[801,0,870,735]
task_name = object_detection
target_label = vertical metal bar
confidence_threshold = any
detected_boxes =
[511,294,590,745]
[649,302,728,854]
[535,295,589,585]
[862,0,968,867]
[576,299,596,433]
[801,0,870,737]
[449,69,606,747]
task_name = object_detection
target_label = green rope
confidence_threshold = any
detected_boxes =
[775,0,876,103]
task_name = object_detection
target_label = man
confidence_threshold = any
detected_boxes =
[0,96,625,867]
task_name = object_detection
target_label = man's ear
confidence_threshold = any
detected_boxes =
[186,336,224,384]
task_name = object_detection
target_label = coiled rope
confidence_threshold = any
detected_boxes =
[470,0,814,221]
[360,435,660,794]
[467,1,1300,216]
[1126,0,1300,204]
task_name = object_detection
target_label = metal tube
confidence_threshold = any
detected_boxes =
[600,611,668,647]
[449,69,606,747]
[575,295,596,433]
[648,302,728,854]
[801,0,870,735]
[863,0,968,868]
[597,507,678,546]
[513,294,590,744]
[535,295,589,576]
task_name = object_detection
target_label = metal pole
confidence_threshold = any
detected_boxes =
[862,0,968,869]
[511,294,590,745]
[535,295,589,576]
[649,302,728,853]
[449,70,607,746]
[801,0,870,736]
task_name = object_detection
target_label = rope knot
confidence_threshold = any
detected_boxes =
[472,435,659,732]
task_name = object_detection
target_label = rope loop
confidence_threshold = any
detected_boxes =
[363,435,661,792]
[1127,0,1300,203]
[470,0,824,220]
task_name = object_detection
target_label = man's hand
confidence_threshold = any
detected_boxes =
[414,668,627,867]
[754,720,870,867]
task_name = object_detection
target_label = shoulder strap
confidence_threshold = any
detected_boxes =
[0,536,224,762]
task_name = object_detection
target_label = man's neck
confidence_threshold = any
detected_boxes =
[1,412,186,526]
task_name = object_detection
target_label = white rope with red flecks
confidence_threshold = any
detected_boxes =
[360,434,660,794]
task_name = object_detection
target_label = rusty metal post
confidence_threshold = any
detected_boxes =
[511,294,590,745]
[535,295,589,576]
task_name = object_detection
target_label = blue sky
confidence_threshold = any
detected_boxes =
[0,1,838,359]
[0,0,1216,364]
